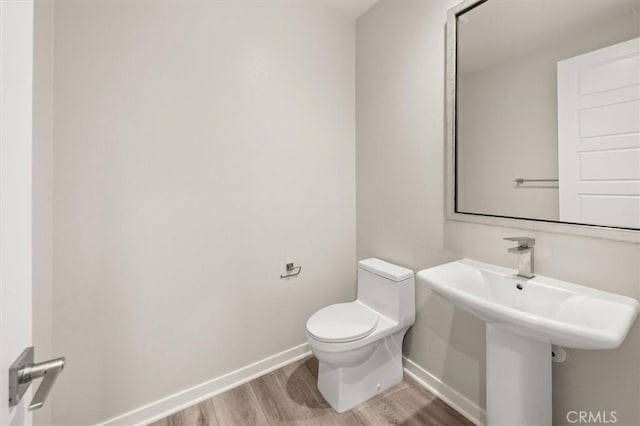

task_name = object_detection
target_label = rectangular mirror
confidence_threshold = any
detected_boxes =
[447,0,640,240]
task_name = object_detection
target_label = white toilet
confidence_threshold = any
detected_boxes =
[305,258,415,413]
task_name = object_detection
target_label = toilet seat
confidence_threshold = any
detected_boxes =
[306,302,378,343]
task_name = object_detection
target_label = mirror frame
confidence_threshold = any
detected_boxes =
[445,0,640,243]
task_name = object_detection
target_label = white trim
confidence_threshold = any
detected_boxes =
[446,211,640,244]
[403,357,486,426]
[98,343,311,426]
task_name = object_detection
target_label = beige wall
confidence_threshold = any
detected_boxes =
[39,0,640,424]
[357,1,640,425]
[51,1,356,424]
[457,12,639,221]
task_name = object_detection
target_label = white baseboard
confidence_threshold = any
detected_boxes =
[98,346,481,426]
[403,356,486,426]
[99,343,311,426]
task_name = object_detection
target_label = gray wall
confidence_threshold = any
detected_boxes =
[356,1,640,425]
[51,1,356,424]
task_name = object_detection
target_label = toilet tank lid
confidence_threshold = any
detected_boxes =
[358,258,414,282]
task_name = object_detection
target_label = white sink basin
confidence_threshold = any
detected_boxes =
[417,258,639,349]
[418,258,640,426]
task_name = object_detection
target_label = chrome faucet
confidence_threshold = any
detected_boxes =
[504,237,535,278]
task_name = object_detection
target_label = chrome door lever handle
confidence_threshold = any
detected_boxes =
[9,347,65,410]
[21,357,65,411]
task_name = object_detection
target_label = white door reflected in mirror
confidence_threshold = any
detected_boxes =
[558,37,640,229]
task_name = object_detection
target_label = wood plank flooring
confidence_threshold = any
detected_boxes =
[150,356,473,426]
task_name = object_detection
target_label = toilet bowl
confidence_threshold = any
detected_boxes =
[305,258,415,413]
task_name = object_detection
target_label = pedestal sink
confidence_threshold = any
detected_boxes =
[417,259,640,426]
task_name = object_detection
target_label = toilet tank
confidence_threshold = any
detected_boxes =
[357,258,415,327]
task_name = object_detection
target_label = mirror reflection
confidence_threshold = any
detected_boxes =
[456,0,640,229]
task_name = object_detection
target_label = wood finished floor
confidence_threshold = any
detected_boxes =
[150,356,473,426]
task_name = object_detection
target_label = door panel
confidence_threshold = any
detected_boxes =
[578,100,640,137]
[0,1,34,425]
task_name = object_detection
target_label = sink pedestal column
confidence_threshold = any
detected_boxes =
[486,324,552,426]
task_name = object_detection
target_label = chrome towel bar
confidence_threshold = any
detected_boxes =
[514,178,558,184]
[514,178,559,188]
